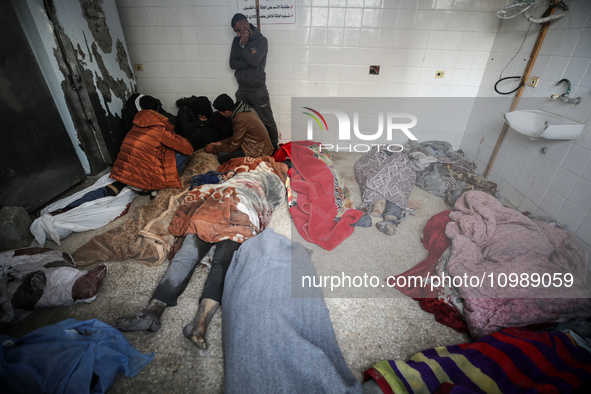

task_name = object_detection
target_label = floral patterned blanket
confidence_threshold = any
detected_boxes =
[168,157,288,244]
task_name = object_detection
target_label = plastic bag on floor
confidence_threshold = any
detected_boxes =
[30,173,137,246]
[0,318,154,393]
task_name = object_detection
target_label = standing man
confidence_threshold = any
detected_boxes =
[229,13,279,151]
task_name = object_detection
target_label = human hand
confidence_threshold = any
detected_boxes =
[205,142,221,153]
[239,29,249,47]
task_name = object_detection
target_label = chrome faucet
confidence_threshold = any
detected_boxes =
[551,78,581,104]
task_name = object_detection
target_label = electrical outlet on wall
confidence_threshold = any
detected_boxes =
[527,76,540,87]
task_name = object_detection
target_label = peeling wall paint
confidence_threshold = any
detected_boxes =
[80,0,112,53]
[54,0,135,120]
[116,39,133,80]
[14,0,136,172]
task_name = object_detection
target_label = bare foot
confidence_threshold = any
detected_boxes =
[186,330,208,350]
[183,298,219,350]
[376,220,397,235]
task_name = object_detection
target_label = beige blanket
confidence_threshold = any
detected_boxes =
[72,151,220,266]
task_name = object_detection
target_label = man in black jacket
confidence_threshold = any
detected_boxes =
[229,13,279,151]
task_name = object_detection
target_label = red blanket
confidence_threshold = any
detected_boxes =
[389,209,468,333]
[274,141,363,251]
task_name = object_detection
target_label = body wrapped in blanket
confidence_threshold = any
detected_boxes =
[0,319,154,393]
[274,141,363,250]
[168,156,287,243]
[116,157,288,350]
[72,151,222,267]
[223,228,362,393]
[354,145,417,235]
[446,191,591,339]
[392,191,591,340]
[364,327,591,393]
[410,140,498,206]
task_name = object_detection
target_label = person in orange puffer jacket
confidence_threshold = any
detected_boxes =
[111,109,194,191]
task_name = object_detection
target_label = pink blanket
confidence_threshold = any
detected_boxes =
[445,191,591,338]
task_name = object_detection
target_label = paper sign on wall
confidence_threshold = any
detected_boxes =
[235,0,295,25]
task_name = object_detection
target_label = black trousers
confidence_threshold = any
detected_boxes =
[151,234,240,306]
[236,87,279,149]
[217,148,245,164]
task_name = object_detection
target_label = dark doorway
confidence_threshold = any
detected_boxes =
[0,1,85,212]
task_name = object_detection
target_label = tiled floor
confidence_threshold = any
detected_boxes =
[1,152,470,393]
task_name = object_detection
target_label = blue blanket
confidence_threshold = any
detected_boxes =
[0,319,154,393]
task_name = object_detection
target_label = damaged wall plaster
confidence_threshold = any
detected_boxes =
[12,0,136,172]
[80,0,112,54]
[49,0,136,167]
[56,0,135,118]
[116,39,133,80]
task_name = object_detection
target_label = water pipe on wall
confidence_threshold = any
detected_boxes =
[256,0,261,31]
[524,1,568,23]
[483,0,561,179]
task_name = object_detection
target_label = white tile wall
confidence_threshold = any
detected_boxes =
[116,0,505,142]
[116,0,591,264]
[460,0,591,263]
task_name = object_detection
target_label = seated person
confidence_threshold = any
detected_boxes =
[204,94,274,164]
[210,107,233,141]
[121,93,176,133]
[110,109,193,192]
[176,96,225,151]
[55,108,193,213]
[115,156,288,350]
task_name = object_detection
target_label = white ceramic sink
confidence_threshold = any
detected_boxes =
[504,110,585,140]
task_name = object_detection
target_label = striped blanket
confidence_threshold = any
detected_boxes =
[364,327,591,393]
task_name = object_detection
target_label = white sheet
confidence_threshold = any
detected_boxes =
[30,173,137,246]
